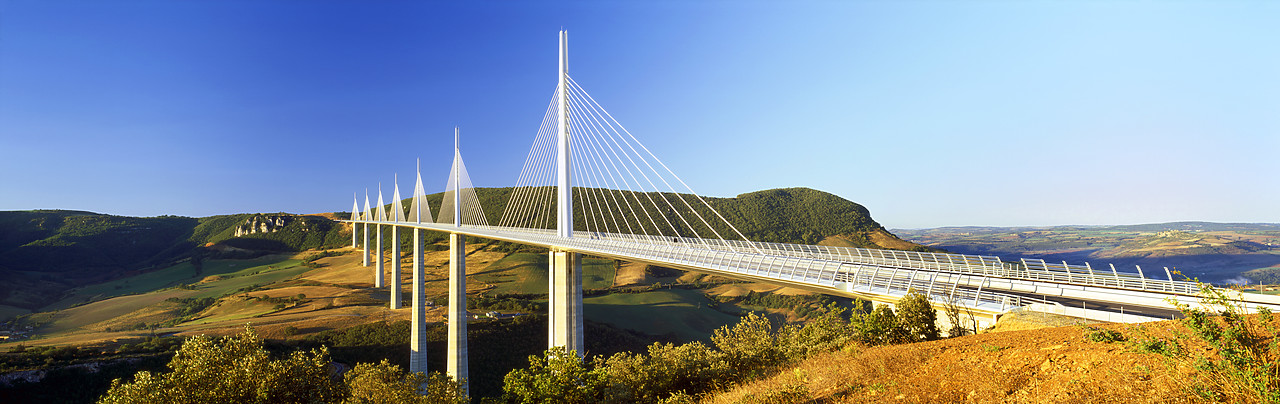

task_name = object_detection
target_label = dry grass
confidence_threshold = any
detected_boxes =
[703,322,1201,404]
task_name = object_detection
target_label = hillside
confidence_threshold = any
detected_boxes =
[705,319,1193,403]
[0,187,920,313]
[0,211,351,310]
[895,223,1280,283]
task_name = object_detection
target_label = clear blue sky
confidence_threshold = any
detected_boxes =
[2,1,1276,229]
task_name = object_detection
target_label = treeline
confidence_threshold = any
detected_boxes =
[495,292,943,403]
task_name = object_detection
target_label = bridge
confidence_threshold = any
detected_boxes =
[342,31,1280,391]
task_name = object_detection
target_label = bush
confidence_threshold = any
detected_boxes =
[1081,326,1125,343]
[711,312,786,376]
[97,325,468,404]
[1173,283,1280,402]
[852,304,906,345]
[501,347,603,404]
[895,292,939,342]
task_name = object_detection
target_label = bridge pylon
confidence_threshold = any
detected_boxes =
[549,30,585,356]
[374,184,386,288]
[409,161,430,378]
[362,190,371,267]
[446,127,469,393]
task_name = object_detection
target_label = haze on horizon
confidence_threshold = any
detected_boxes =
[1,1,1276,229]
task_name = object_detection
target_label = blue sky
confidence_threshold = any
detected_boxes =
[1,1,1276,228]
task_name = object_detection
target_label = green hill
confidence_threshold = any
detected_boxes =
[401,186,915,248]
[0,187,917,310]
[0,211,350,310]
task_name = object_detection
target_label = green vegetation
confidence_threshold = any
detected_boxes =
[583,289,740,342]
[735,290,840,320]
[476,253,613,295]
[498,292,943,403]
[1080,326,1125,343]
[96,326,467,404]
[0,211,348,312]
[1089,282,1280,403]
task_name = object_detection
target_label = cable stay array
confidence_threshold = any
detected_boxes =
[498,76,760,254]
[408,160,434,224]
[362,190,372,222]
[375,185,387,222]
[437,141,489,227]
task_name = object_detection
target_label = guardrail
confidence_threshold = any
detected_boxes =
[362,223,1049,314]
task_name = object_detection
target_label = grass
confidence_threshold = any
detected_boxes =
[46,255,297,311]
[474,253,615,295]
[29,256,310,338]
[583,288,739,342]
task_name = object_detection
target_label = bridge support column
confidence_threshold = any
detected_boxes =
[390,226,402,309]
[548,250,583,354]
[375,225,385,288]
[447,233,468,392]
[362,223,370,267]
[410,228,427,378]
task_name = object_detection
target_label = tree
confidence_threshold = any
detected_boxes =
[501,347,604,404]
[98,325,467,404]
[895,291,940,342]
[711,312,785,376]
[343,360,466,404]
[596,341,728,402]
[98,326,341,404]
[777,302,853,360]
[853,303,906,345]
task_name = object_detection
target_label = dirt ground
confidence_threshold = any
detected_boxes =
[708,320,1203,404]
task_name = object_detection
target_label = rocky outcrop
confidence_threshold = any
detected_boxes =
[234,215,291,237]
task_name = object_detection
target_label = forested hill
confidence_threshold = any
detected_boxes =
[706,187,914,248]
[0,210,348,310]
[0,187,919,309]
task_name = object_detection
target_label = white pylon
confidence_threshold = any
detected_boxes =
[375,184,385,288]
[350,193,360,248]
[362,190,371,267]
[555,29,572,239]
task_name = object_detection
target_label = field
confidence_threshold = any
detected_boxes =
[583,288,740,342]
[471,252,616,295]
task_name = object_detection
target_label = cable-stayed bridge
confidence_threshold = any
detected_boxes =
[343,31,1280,390]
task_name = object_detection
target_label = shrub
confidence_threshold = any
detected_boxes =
[895,292,939,342]
[711,312,785,376]
[1081,326,1125,343]
[1172,283,1280,403]
[501,347,603,404]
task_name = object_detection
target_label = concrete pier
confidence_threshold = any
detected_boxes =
[375,224,385,288]
[390,226,402,309]
[548,250,583,354]
[410,228,427,375]
[447,233,468,392]
[362,223,370,267]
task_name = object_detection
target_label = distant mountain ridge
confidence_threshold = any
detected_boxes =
[894,222,1280,283]
[0,187,918,310]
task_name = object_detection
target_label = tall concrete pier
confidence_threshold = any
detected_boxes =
[446,128,469,392]
[390,226,401,309]
[548,250,583,352]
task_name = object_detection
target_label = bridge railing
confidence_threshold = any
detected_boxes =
[356,222,1199,296]
[475,227,1045,312]
[703,238,1200,296]
[354,222,1054,313]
